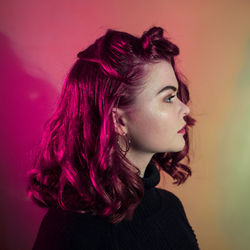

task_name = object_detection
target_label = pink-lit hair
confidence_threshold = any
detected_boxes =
[26,26,196,224]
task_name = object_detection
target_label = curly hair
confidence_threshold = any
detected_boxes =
[26,26,197,224]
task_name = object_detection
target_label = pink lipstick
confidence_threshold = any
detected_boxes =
[178,124,186,134]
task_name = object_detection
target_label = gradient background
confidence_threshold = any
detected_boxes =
[0,0,250,249]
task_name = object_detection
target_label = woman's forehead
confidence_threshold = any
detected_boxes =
[142,60,178,92]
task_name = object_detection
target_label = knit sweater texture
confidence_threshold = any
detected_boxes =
[32,161,200,250]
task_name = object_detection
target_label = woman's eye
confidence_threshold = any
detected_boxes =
[164,95,176,103]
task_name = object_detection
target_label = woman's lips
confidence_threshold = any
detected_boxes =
[178,125,186,133]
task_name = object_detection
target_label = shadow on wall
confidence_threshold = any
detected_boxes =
[0,32,59,250]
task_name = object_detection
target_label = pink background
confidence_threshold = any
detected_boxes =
[0,0,249,249]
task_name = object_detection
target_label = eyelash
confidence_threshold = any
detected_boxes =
[164,95,176,103]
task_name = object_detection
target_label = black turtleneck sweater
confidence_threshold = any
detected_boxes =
[32,161,200,250]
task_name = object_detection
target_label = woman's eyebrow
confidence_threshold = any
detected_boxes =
[156,85,178,95]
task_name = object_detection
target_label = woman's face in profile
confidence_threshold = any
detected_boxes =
[124,59,190,154]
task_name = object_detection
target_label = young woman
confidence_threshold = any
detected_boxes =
[27,26,199,249]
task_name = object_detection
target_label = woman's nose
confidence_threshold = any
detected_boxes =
[183,103,190,116]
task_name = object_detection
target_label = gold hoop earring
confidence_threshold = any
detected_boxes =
[117,132,131,153]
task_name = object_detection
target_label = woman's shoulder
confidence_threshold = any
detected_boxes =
[41,207,111,232]
[155,188,186,212]
[32,208,111,250]
[155,187,194,226]
[156,188,182,203]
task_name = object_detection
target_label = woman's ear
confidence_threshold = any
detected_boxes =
[112,108,128,135]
